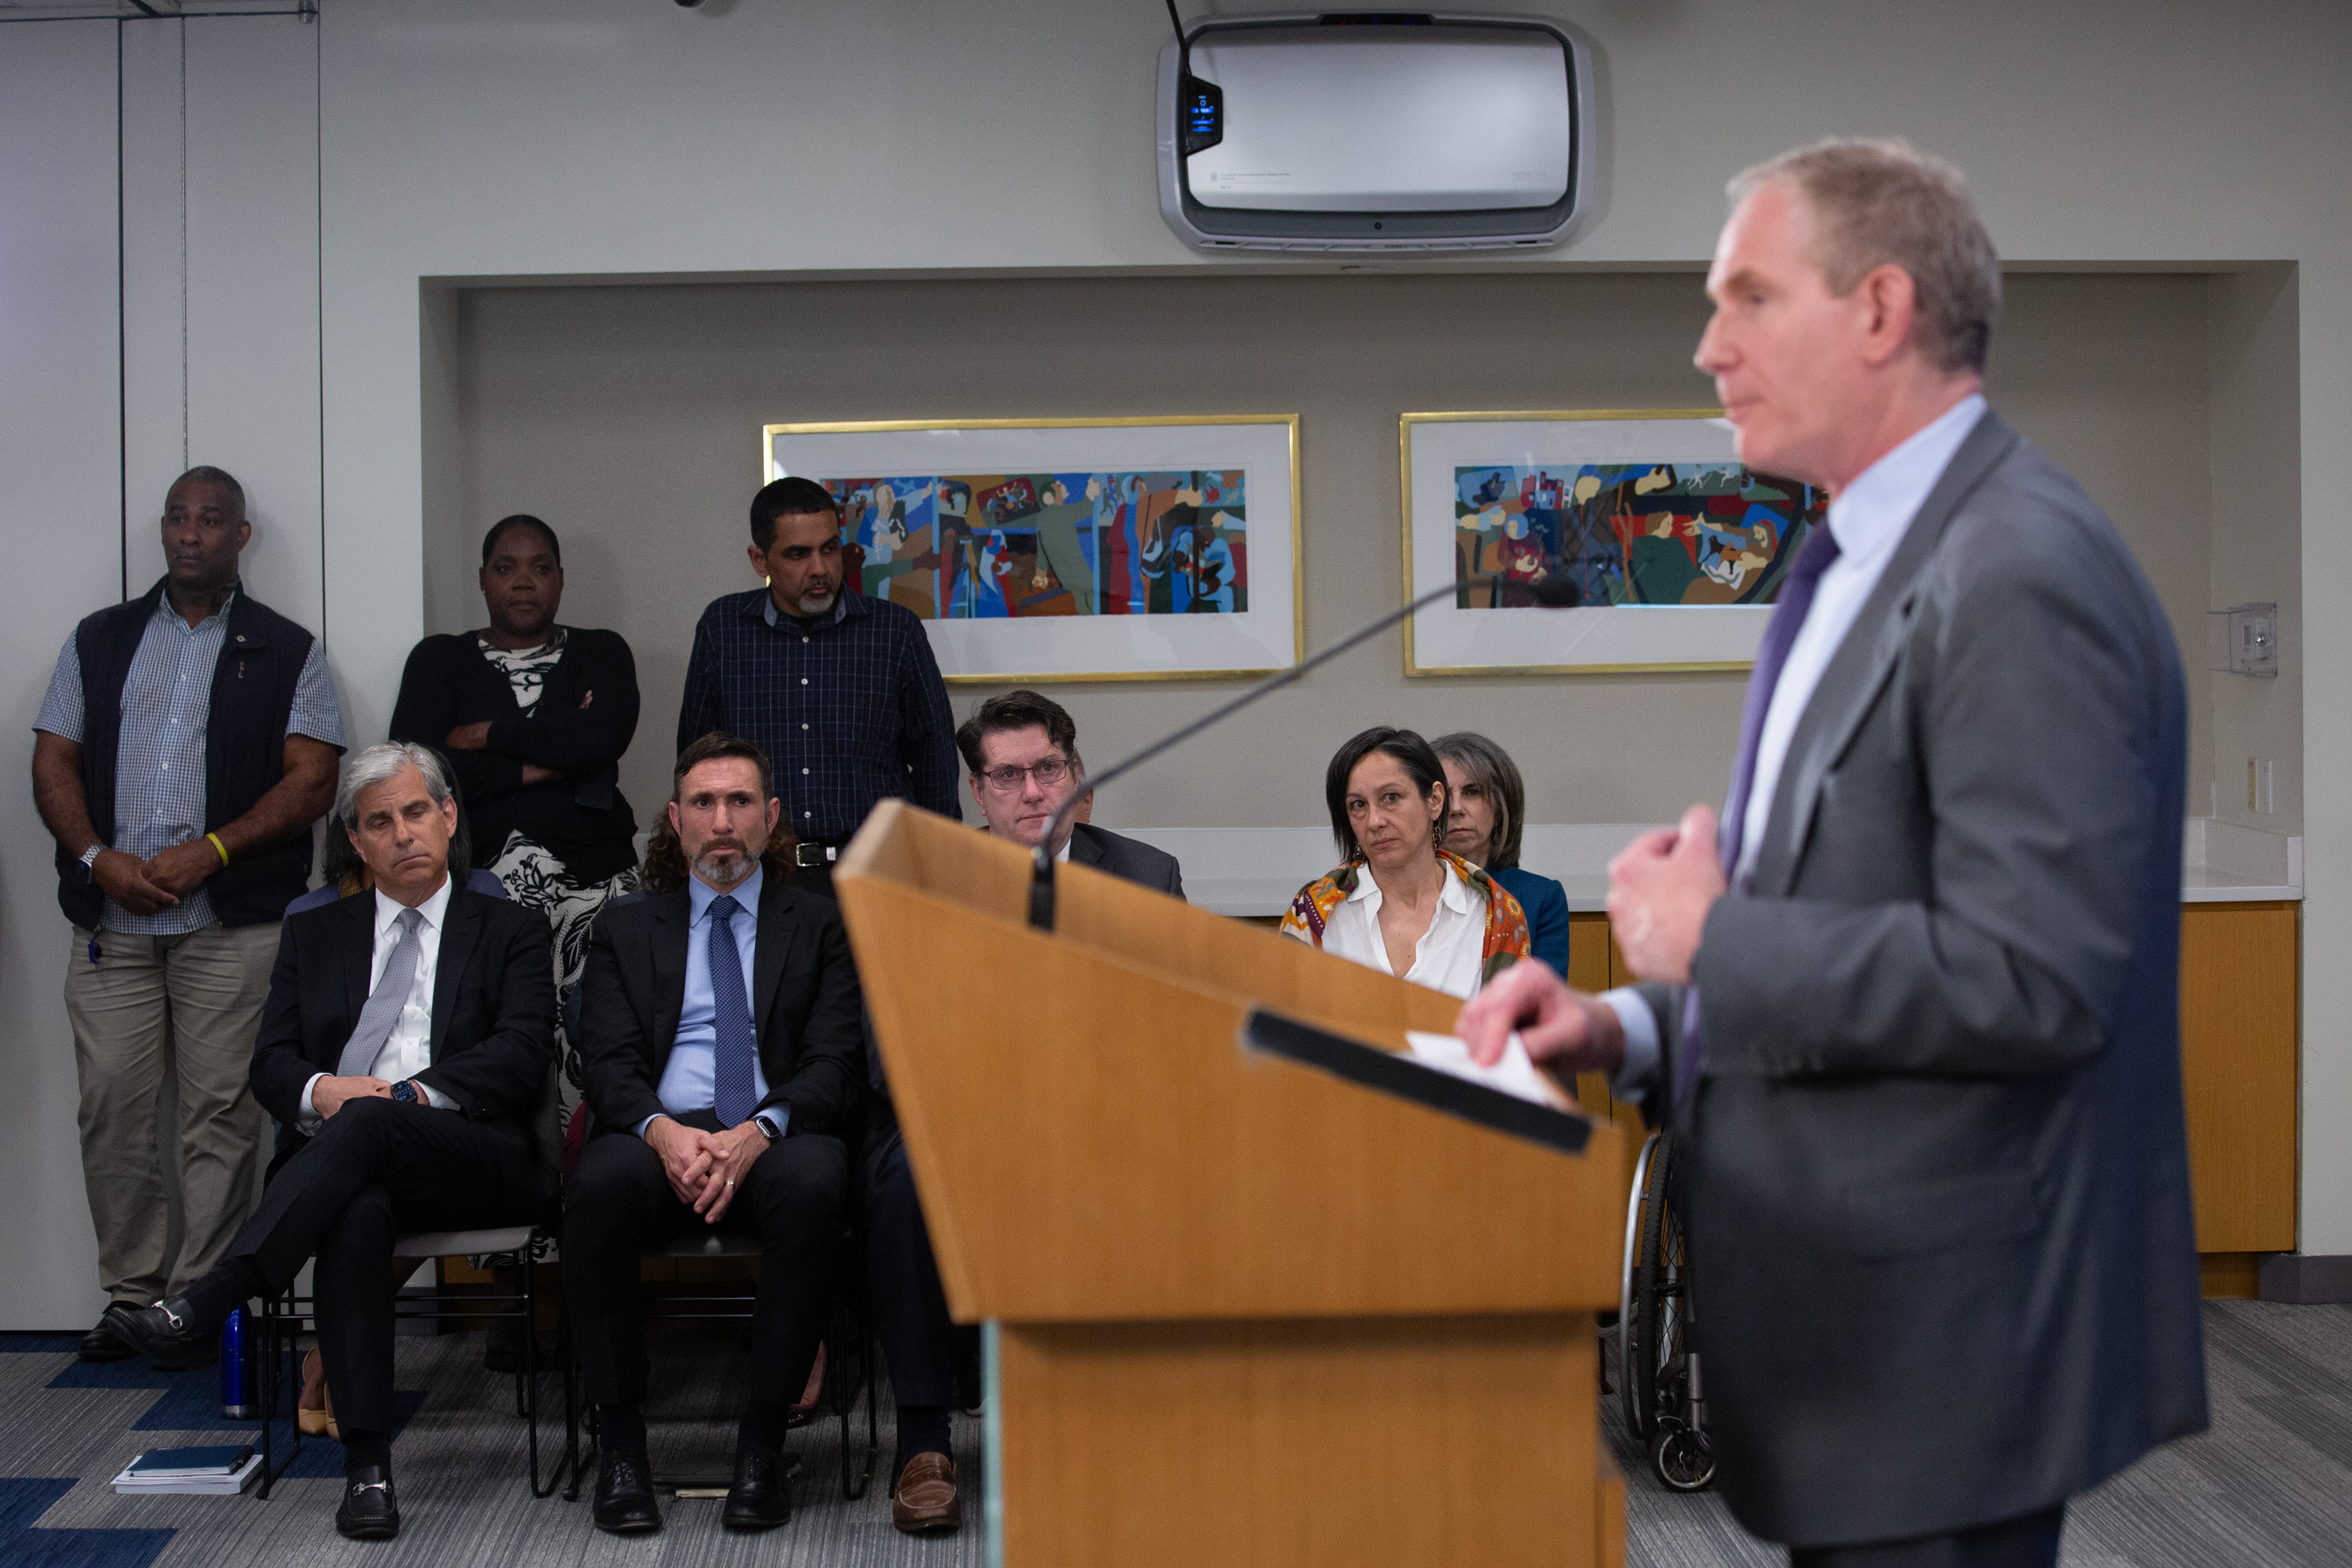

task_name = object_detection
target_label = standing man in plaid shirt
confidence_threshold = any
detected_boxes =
[677,476,960,898]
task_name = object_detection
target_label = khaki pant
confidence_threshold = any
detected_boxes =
[64,920,278,1306]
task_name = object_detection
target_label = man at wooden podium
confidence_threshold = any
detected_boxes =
[1463,140,2205,1566]
[862,690,1184,1534]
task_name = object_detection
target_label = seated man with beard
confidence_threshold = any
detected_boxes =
[564,731,864,1535]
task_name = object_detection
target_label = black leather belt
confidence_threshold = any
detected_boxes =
[793,841,841,868]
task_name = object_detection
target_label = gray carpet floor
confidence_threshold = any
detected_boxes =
[1,1301,2344,1566]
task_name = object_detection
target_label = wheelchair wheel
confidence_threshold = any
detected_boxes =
[1650,1424,1715,1492]
[1623,1131,1690,1448]
[1617,1131,1662,1439]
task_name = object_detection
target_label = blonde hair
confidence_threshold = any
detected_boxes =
[1729,137,2001,373]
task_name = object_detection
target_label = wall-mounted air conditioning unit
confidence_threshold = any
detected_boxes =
[1156,12,1595,253]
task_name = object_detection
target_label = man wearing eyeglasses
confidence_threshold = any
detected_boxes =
[864,690,1182,1534]
[959,689,1184,887]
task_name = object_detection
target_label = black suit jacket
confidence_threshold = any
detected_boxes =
[250,884,557,1177]
[577,871,864,1142]
[1631,412,2205,1545]
[1066,822,1185,899]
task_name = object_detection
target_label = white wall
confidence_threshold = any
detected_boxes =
[1,17,123,1330]
[438,270,2220,839]
[122,15,325,626]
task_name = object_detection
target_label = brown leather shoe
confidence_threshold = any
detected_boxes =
[891,1451,960,1534]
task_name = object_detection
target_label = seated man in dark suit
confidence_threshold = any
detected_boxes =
[115,742,556,1541]
[565,731,863,1536]
[865,690,1186,1534]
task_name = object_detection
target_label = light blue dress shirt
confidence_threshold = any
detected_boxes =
[1606,395,1989,1100]
[34,586,346,935]
[637,864,787,1142]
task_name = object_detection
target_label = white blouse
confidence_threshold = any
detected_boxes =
[1303,858,1490,999]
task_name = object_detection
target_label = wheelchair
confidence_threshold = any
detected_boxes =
[1615,1129,1715,1491]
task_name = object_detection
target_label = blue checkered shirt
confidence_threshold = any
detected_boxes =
[677,588,961,840]
[34,589,345,935]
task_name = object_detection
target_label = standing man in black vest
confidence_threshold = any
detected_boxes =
[31,466,344,1365]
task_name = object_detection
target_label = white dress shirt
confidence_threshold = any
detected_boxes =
[1306,858,1490,1000]
[300,876,459,1125]
[1606,394,1989,1096]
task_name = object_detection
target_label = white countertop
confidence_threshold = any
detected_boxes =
[1113,820,2303,918]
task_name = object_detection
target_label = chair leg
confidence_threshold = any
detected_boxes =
[254,1288,305,1501]
[561,1312,593,1503]
[523,1247,546,1497]
[840,1265,878,1501]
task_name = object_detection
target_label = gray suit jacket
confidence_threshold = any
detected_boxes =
[1068,821,1185,900]
[1634,410,2206,1546]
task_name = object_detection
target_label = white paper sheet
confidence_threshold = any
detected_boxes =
[1403,1029,1570,1109]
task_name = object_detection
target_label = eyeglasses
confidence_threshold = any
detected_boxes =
[979,758,1073,793]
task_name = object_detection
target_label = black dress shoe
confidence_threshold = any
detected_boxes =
[591,1449,661,1534]
[112,1297,216,1371]
[721,1446,793,1532]
[77,1308,137,1363]
[335,1464,400,1541]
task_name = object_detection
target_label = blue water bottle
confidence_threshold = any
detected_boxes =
[221,1307,259,1419]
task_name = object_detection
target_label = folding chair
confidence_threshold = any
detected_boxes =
[254,1054,576,1500]
[559,1229,879,1502]
[254,1221,570,1499]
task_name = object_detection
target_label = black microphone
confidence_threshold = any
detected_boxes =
[1025,572,1578,929]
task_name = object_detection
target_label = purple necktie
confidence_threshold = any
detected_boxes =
[1676,521,1842,1111]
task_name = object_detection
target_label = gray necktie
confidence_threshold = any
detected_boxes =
[338,908,423,1079]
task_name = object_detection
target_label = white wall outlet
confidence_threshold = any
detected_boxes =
[2248,757,2276,814]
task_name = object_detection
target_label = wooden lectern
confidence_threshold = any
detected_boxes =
[837,801,1629,1567]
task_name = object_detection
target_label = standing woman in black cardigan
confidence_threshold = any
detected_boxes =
[389,514,642,1014]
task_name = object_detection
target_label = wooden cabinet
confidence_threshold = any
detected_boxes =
[2178,902,2299,1267]
[1563,903,2301,1293]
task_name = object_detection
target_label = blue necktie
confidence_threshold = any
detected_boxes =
[707,894,757,1129]
[1676,521,1843,1112]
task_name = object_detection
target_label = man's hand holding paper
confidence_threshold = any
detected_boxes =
[1456,960,1625,1077]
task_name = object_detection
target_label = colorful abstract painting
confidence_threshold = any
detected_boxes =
[1403,412,1803,673]
[821,470,1250,621]
[765,417,1298,681]
[1449,463,1824,610]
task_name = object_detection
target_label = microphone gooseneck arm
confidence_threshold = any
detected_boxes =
[1026,575,1516,929]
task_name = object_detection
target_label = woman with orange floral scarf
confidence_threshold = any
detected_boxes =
[1279,726,1530,998]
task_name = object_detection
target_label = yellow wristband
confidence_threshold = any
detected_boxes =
[206,833,230,868]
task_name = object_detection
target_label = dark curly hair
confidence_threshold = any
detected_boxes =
[641,731,800,894]
[1323,726,1450,865]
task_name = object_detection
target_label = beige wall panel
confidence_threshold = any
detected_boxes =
[441,271,2212,846]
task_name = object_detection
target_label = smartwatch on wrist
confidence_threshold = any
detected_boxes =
[389,1080,420,1105]
[79,844,103,871]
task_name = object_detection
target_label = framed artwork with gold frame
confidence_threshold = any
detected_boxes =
[763,416,1301,684]
[1400,408,1827,676]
